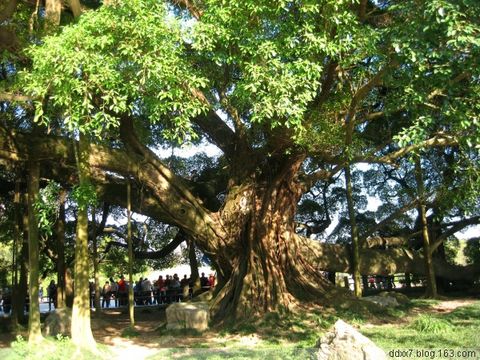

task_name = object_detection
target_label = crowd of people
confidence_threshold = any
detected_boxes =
[93,272,216,308]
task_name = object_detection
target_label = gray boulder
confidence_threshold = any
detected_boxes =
[378,291,410,305]
[363,295,399,307]
[43,307,72,337]
[166,302,210,331]
[317,320,387,360]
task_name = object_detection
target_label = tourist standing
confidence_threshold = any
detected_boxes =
[47,280,57,311]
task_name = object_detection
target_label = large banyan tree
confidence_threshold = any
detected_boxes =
[1,0,479,322]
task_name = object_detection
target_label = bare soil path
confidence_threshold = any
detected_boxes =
[0,297,478,359]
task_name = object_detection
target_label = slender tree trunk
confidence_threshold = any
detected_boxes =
[44,0,62,32]
[71,133,96,350]
[127,181,135,327]
[15,242,28,325]
[14,206,29,325]
[91,208,101,313]
[344,165,362,297]
[11,178,21,330]
[27,161,43,344]
[188,238,201,294]
[68,0,82,18]
[56,189,67,308]
[65,267,74,308]
[414,157,437,298]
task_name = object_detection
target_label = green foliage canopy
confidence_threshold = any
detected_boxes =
[23,0,208,142]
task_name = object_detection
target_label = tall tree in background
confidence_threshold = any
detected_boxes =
[27,161,43,343]
[415,156,438,298]
[127,181,135,327]
[70,133,96,350]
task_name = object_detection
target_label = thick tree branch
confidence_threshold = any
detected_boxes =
[345,60,398,142]
[67,0,82,18]
[188,88,239,159]
[300,236,480,281]
[309,61,338,111]
[0,92,32,102]
[358,0,368,22]
[365,233,421,248]
[302,164,343,191]
[103,229,185,260]
[361,198,420,239]
[430,215,480,254]
[0,124,226,254]
[354,133,458,166]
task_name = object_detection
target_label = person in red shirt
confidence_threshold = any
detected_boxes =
[156,275,166,304]
[208,274,216,289]
[117,275,127,306]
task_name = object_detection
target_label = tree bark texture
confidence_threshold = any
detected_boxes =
[188,238,201,294]
[127,181,135,327]
[209,159,340,322]
[344,165,362,297]
[11,177,21,330]
[44,0,62,32]
[27,160,43,343]
[71,133,96,350]
[415,158,438,298]
[55,189,67,308]
[68,0,82,18]
[91,208,101,312]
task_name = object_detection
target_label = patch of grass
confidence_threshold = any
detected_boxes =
[148,346,317,360]
[409,315,452,334]
[157,325,204,337]
[444,303,480,325]
[360,301,480,351]
[121,326,140,338]
[409,298,441,308]
[2,335,111,360]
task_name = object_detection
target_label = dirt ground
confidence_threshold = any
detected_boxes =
[0,298,478,359]
[0,305,230,358]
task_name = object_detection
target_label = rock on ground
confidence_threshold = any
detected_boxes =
[317,319,387,360]
[43,307,72,337]
[363,295,399,307]
[378,291,410,304]
[166,302,210,331]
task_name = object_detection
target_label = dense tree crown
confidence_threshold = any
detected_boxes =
[0,0,479,324]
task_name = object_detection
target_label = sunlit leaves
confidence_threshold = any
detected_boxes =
[192,0,376,137]
[34,181,61,236]
[71,182,97,212]
[385,0,480,154]
[22,0,208,141]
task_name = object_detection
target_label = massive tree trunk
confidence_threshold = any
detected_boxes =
[44,0,62,32]
[209,158,339,322]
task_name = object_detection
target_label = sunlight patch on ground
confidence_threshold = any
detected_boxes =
[108,337,158,360]
[238,334,261,347]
